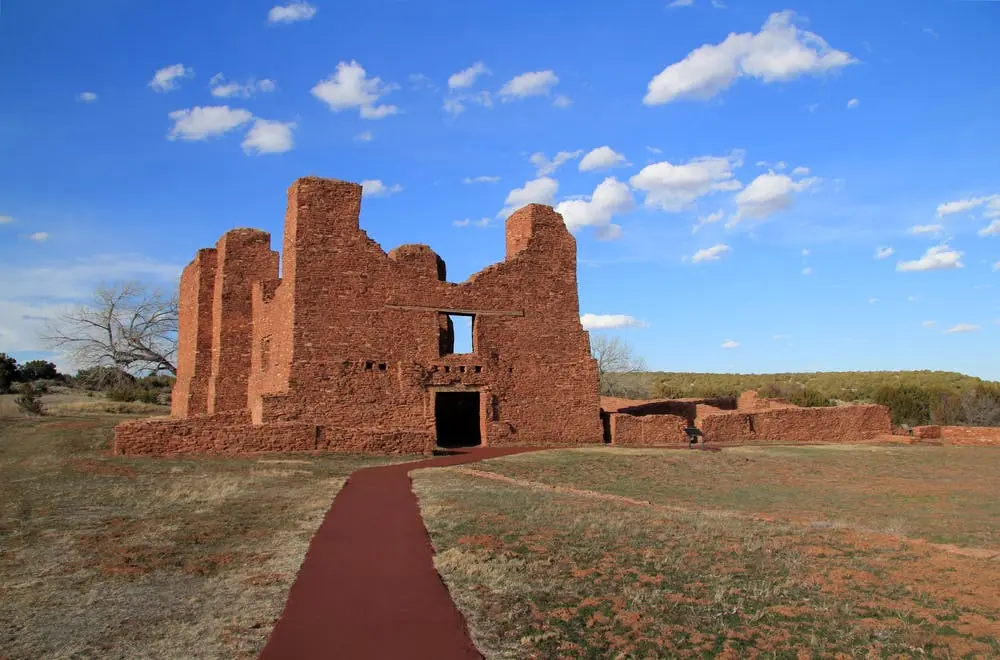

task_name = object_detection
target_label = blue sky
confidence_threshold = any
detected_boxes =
[1,0,998,378]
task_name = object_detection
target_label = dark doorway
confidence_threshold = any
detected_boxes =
[435,391,481,448]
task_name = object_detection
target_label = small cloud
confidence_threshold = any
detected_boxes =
[530,150,582,176]
[897,244,964,272]
[944,323,981,334]
[978,219,1000,237]
[692,209,724,233]
[579,146,629,172]
[732,172,820,222]
[908,296,919,302]
[909,224,944,236]
[552,94,572,108]
[668,0,694,6]
[77,91,98,103]
[453,218,490,229]
[443,90,493,116]
[721,339,740,349]
[995,261,1000,271]
[499,70,559,100]
[580,313,648,330]
[241,119,295,155]
[463,175,500,184]
[791,166,810,176]
[28,232,50,242]
[874,246,894,259]
[408,73,438,92]
[923,27,940,39]
[354,131,373,142]
[311,61,399,120]
[361,180,402,198]
[149,63,194,93]
[268,1,317,23]
[167,106,254,141]
[847,98,860,109]
[936,194,999,218]
[209,74,278,99]
[691,243,731,263]
[0,216,13,224]
[806,103,820,113]
[498,177,558,218]
[645,146,662,154]
[555,177,634,239]
[921,321,936,328]
[801,267,813,275]
[868,297,878,304]
[448,61,491,90]
[773,334,790,341]
[801,248,811,256]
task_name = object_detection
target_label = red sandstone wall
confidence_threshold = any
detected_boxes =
[609,413,689,446]
[129,176,603,455]
[171,249,217,417]
[937,426,1000,446]
[701,404,892,444]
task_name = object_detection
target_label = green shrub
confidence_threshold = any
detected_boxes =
[872,384,931,427]
[15,383,45,416]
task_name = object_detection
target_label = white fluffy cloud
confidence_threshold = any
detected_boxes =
[242,119,295,154]
[847,98,860,109]
[792,166,810,176]
[499,70,559,100]
[936,194,1000,218]
[354,131,373,142]
[580,314,648,330]
[644,11,855,105]
[463,175,500,184]
[453,218,490,228]
[448,62,491,90]
[498,177,559,218]
[149,64,194,93]
[721,339,740,349]
[28,232,50,242]
[530,150,582,176]
[944,323,981,334]
[579,146,629,172]
[691,243,731,263]
[361,180,402,198]
[629,152,743,212]
[922,321,937,328]
[874,246,894,259]
[909,224,944,236]
[312,61,399,120]
[732,172,819,222]
[268,2,317,23]
[979,219,1000,237]
[77,91,98,103]
[896,245,964,272]
[167,106,254,141]
[692,209,725,233]
[555,177,634,239]
[210,74,277,99]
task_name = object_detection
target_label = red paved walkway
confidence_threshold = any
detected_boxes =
[259,447,539,660]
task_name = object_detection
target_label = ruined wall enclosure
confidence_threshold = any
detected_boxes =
[116,177,604,455]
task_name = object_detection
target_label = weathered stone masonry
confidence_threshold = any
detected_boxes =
[115,176,604,455]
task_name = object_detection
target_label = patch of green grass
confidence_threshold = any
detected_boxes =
[0,415,411,658]
[469,445,1000,548]
[415,468,1000,659]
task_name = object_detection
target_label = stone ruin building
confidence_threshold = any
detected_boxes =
[115,176,605,454]
[115,176,893,456]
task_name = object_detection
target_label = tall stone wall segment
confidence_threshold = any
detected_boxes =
[116,176,603,455]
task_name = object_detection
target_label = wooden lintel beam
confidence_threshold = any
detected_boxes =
[384,304,524,317]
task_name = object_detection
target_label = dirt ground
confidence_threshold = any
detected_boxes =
[0,415,407,659]
[414,445,1000,658]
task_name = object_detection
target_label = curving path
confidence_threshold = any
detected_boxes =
[260,447,539,660]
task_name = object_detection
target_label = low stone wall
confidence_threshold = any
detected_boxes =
[701,404,892,444]
[608,412,689,446]
[114,418,434,455]
[937,426,1000,446]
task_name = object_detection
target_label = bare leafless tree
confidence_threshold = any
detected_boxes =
[590,333,647,396]
[42,282,178,377]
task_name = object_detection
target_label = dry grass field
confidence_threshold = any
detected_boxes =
[0,414,406,659]
[414,446,1000,658]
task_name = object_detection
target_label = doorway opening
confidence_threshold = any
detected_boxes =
[435,391,481,448]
